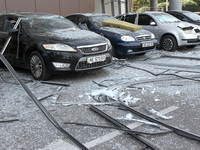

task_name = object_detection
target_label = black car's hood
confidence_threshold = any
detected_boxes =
[31,28,106,46]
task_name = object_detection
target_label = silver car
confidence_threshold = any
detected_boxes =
[116,11,200,51]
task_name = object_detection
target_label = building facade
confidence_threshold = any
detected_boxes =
[0,0,95,16]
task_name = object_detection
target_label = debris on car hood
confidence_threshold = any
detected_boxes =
[33,28,104,41]
[102,19,142,31]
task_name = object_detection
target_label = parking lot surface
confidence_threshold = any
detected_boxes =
[1,47,200,150]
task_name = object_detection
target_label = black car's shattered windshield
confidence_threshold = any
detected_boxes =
[21,15,77,33]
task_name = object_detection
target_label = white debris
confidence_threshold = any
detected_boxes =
[55,102,114,107]
[89,88,118,101]
[151,88,156,94]
[155,99,160,102]
[149,108,173,120]
[79,95,84,98]
[120,93,141,105]
[175,91,180,95]
[125,113,133,119]
[115,117,162,128]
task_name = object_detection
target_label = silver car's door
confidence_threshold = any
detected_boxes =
[136,14,160,43]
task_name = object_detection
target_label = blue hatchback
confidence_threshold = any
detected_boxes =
[66,13,157,58]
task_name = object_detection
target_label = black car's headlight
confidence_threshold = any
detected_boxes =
[121,36,135,42]
[43,44,77,52]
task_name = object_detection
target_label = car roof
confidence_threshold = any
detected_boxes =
[0,11,57,18]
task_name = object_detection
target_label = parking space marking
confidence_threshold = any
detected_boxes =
[84,105,179,149]
[39,106,179,150]
[39,139,79,150]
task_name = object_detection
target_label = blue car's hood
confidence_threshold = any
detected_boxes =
[99,26,151,37]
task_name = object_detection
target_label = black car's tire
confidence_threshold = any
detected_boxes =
[161,35,177,51]
[186,45,197,48]
[29,51,51,80]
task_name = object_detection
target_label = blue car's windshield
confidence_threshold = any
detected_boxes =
[21,15,77,33]
[183,12,200,21]
[90,15,117,28]
[154,13,180,23]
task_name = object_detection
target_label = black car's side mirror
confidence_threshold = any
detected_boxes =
[8,29,19,36]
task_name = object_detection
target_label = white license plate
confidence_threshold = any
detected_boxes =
[142,42,154,47]
[87,55,106,64]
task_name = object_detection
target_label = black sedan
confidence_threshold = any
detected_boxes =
[166,10,200,26]
[0,12,112,80]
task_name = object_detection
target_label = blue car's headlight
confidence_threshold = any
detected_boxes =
[121,36,135,42]
[43,44,77,52]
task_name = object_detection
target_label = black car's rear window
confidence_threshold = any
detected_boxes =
[21,15,77,33]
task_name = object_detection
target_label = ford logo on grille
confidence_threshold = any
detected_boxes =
[91,47,99,51]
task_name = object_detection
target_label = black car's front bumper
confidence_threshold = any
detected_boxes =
[43,50,112,74]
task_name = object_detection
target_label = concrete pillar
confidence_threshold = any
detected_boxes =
[150,0,158,11]
[169,0,182,11]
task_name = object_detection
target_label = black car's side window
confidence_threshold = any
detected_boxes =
[124,15,136,24]
[4,18,16,32]
[138,14,155,25]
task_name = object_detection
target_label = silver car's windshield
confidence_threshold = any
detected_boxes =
[21,15,77,33]
[183,12,200,21]
[90,15,116,28]
[154,13,180,23]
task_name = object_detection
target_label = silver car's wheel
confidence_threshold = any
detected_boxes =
[162,35,177,51]
[29,51,51,80]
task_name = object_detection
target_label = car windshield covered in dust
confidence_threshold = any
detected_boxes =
[153,13,180,23]
[21,15,76,33]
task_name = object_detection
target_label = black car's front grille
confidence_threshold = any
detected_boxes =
[136,36,151,41]
[76,54,111,70]
[78,43,107,54]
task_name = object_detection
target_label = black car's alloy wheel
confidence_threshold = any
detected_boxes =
[29,51,51,80]
[162,35,177,51]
